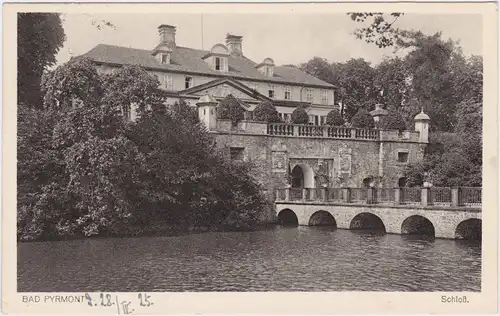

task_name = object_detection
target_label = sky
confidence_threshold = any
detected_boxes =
[56,13,483,67]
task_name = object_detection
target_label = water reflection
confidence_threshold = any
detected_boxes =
[18,227,481,292]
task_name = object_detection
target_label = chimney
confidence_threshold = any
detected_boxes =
[226,34,243,56]
[158,24,176,49]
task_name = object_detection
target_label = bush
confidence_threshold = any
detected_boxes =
[350,108,374,128]
[325,109,344,126]
[253,101,280,123]
[382,110,406,131]
[291,107,309,124]
[217,94,245,124]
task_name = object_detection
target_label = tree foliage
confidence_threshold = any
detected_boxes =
[18,60,267,241]
[325,109,344,126]
[18,13,66,107]
[253,101,280,122]
[217,94,245,124]
[350,108,374,129]
[348,13,404,48]
[382,110,406,131]
[291,107,309,124]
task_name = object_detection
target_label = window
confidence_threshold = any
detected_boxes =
[230,147,245,161]
[284,113,291,123]
[321,90,328,104]
[278,113,284,121]
[268,85,275,98]
[320,115,326,125]
[284,86,291,100]
[306,89,313,101]
[185,76,193,89]
[166,75,173,91]
[122,105,131,121]
[265,66,273,77]
[215,57,221,70]
[161,53,170,64]
[245,111,254,120]
[398,152,409,163]
[308,115,315,125]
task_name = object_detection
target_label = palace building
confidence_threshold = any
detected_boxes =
[82,24,338,123]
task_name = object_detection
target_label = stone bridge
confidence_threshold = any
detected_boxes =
[276,202,481,240]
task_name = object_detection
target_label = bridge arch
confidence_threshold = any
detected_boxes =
[455,218,482,240]
[290,163,315,188]
[308,210,337,227]
[401,215,435,237]
[349,212,386,233]
[277,208,298,226]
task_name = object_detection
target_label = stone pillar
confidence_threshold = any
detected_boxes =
[285,188,290,202]
[451,188,459,207]
[394,188,401,205]
[275,189,280,201]
[321,188,327,201]
[367,187,375,204]
[350,128,357,139]
[293,125,299,136]
[302,188,307,201]
[421,187,430,206]
[343,188,351,203]
[310,188,316,200]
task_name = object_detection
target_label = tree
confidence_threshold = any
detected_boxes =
[382,110,407,131]
[348,13,404,48]
[217,94,245,124]
[18,13,66,107]
[41,57,103,110]
[373,57,410,110]
[325,109,344,126]
[102,65,167,118]
[350,108,374,128]
[253,101,280,123]
[291,107,309,124]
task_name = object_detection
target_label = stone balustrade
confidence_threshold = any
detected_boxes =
[275,187,482,208]
[215,120,420,142]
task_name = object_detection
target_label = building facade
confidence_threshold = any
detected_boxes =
[83,24,338,123]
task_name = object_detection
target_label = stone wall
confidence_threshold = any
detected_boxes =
[213,121,426,221]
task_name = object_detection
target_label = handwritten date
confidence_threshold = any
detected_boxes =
[85,293,153,314]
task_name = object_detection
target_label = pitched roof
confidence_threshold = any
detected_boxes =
[82,44,335,89]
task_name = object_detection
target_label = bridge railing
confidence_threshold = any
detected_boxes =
[275,187,481,208]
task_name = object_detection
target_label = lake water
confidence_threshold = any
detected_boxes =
[18,226,481,292]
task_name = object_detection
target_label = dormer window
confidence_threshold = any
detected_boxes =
[203,44,229,72]
[161,53,170,64]
[256,58,275,77]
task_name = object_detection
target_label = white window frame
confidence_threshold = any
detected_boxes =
[284,86,291,100]
[268,85,275,98]
[308,114,315,125]
[161,53,170,64]
[321,90,328,104]
[165,75,173,91]
[215,57,221,70]
[306,88,313,101]
[185,76,193,89]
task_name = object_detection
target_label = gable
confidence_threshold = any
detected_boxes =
[192,84,259,101]
[179,78,272,103]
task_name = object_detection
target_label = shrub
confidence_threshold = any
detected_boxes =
[291,107,309,124]
[350,108,374,128]
[325,109,344,126]
[217,94,245,124]
[253,101,280,123]
[382,110,407,131]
